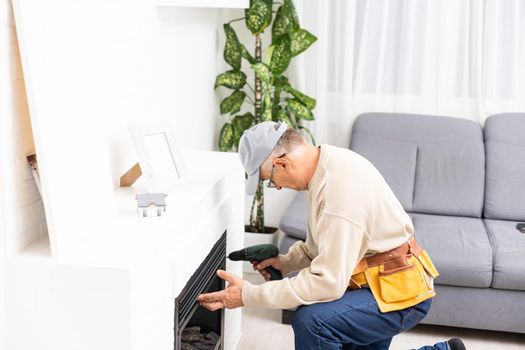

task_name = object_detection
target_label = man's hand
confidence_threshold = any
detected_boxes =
[253,256,282,282]
[197,270,244,311]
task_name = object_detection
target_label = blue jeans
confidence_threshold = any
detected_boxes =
[292,288,449,350]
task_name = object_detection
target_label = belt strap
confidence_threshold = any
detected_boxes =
[348,236,422,290]
[352,236,422,274]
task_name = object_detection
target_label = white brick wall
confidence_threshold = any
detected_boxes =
[1,0,47,256]
[1,0,48,345]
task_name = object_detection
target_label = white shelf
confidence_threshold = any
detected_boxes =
[156,0,249,8]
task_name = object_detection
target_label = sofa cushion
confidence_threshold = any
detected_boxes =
[279,234,300,255]
[483,113,525,221]
[350,132,418,211]
[422,285,525,333]
[484,219,525,291]
[351,113,485,217]
[412,213,493,288]
[279,192,307,240]
[413,141,484,217]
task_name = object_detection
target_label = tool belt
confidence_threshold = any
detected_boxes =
[348,236,439,313]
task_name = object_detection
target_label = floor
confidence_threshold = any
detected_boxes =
[236,272,525,350]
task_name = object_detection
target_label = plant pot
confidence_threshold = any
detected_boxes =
[242,226,280,274]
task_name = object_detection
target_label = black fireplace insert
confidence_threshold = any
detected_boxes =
[174,231,226,350]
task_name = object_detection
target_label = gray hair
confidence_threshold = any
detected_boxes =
[261,128,307,173]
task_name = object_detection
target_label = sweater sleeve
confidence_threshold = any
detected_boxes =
[242,213,368,309]
[278,233,316,276]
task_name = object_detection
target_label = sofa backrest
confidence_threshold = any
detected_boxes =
[483,113,525,221]
[350,113,485,217]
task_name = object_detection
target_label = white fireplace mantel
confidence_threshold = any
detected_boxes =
[6,151,244,350]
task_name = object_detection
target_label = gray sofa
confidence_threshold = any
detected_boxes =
[278,112,525,333]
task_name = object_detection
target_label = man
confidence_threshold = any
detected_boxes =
[198,121,466,350]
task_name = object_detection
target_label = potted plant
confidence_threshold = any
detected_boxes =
[215,0,317,238]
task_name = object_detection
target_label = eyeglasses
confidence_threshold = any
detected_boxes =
[267,153,286,189]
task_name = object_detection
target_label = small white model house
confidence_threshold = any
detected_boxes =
[135,193,167,217]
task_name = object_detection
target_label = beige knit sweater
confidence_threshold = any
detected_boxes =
[241,145,414,309]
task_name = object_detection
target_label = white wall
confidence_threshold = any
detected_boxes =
[0,0,49,347]
[12,0,224,190]
[100,4,227,188]
[0,3,9,346]
[10,0,230,257]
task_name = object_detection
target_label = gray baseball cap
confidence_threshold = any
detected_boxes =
[238,121,288,195]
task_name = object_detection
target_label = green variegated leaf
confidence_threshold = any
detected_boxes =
[272,76,289,121]
[261,92,273,121]
[272,78,285,108]
[283,0,300,29]
[232,112,254,132]
[274,75,290,88]
[261,80,272,91]
[219,123,234,151]
[270,36,292,75]
[261,107,272,121]
[290,28,317,57]
[240,44,255,64]
[245,0,272,34]
[275,106,294,126]
[220,90,246,115]
[288,98,314,120]
[273,87,283,111]
[223,24,242,70]
[284,85,316,110]
[232,112,254,148]
[272,6,288,43]
[263,45,275,65]
[251,62,272,84]
[214,70,247,89]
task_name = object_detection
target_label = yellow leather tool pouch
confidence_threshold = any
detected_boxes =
[416,250,439,278]
[379,255,424,303]
[363,252,438,313]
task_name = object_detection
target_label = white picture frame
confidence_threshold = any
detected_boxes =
[129,120,186,192]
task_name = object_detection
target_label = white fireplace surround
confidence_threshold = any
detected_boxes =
[6,152,245,350]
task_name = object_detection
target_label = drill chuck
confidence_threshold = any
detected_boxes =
[227,248,248,261]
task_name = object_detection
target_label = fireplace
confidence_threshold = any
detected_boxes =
[7,151,244,349]
[174,231,226,350]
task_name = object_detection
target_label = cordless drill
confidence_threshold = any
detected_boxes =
[228,244,283,280]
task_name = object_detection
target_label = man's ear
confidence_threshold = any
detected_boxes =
[274,157,289,169]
